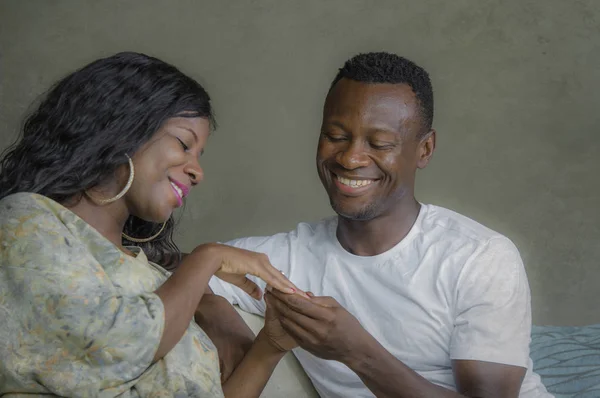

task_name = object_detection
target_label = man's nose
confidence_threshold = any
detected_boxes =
[335,141,370,169]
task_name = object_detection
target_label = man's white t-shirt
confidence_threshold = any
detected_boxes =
[209,204,552,397]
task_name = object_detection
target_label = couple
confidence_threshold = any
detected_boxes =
[0,51,551,397]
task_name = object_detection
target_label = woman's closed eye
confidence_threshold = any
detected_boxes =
[176,137,189,151]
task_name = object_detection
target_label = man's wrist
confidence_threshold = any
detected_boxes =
[340,331,381,371]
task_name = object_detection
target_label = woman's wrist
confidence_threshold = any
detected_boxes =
[221,329,287,398]
[186,243,222,274]
[254,330,289,360]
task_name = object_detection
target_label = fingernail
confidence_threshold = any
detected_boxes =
[290,288,296,293]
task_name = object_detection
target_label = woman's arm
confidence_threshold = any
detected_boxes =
[220,288,300,397]
[195,293,255,382]
[153,246,220,361]
[153,243,297,362]
[221,331,286,398]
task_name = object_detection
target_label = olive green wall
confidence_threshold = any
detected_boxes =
[1,0,598,325]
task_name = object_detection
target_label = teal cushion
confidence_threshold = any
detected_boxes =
[531,324,600,397]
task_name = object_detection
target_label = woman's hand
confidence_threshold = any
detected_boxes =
[192,243,299,300]
[153,244,299,362]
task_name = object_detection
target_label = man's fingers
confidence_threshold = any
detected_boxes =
[269,288,329,319]
[279,314,316,345]
[304,295,337,307]
[264,290,280,318]
[267,292,322,331]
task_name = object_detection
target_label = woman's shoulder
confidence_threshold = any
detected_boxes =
[0,192,55,214]
[0,193,70,242]
[0,193,112,279]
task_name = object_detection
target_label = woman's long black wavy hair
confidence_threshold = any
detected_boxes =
[0,51,216,269]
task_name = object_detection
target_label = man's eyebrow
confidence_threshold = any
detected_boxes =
[323,120,350,132]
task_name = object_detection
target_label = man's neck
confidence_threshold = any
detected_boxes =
[336,198,421,257]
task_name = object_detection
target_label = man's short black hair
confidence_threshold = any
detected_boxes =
[330,52,434,136]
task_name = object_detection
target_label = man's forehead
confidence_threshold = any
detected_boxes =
[323,80,419,130]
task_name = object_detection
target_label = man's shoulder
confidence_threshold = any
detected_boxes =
[421,205,525,290]
[421,204,522,262]
[422,204,509,245]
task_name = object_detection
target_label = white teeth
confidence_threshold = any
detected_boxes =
[170,182,183,198]
[336,176,373,188]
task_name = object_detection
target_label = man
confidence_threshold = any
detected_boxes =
[207,52,552,397]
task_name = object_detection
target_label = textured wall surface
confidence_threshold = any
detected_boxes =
[1,0,598,326]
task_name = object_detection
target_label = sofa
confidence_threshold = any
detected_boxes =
[529,324,600,397]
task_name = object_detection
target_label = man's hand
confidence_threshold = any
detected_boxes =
[265,289,371,363]
[261,290,299,352]
[194,294,255,383]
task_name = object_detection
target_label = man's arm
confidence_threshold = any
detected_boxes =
[345,332,525,397]
[266,291,526,398]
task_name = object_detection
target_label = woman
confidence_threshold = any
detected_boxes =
[0,52,299,397]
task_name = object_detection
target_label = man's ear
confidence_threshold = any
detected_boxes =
[416,129,436,169]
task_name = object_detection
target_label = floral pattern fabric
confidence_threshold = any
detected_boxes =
[0,193,223,397]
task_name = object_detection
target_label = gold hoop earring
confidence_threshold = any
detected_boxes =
[122,221,167,243]
[86,155,135,205]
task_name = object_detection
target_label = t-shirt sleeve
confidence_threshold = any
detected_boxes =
[208,233,294,317]
[449,237,532,368]
[0,204,165,396]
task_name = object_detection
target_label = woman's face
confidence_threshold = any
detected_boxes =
[124,116,210,222]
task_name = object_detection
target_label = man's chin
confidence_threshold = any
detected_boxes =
[330,200,378,222]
